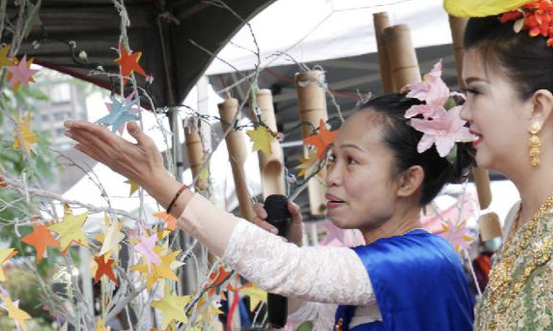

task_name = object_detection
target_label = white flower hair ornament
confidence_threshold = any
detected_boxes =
[401,60,477,162]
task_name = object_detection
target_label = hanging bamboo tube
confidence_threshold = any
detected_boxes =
[449,15,493,210]
[255,89,285,198]
[185,125,208,191]
[296,70,328,216]
[384,24,421,91]
[373,12,394,93]
[479,212,502,241]
[218,98,256,221]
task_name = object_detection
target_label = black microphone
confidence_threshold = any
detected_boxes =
[264,194,292,329]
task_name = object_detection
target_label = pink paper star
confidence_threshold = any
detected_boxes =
[135,232,160,269]
[6,55,38,89]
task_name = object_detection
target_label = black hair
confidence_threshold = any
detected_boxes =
[464,16,553,100]
[359,94,475,206]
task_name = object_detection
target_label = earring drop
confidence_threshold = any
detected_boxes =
[528,122,541,167]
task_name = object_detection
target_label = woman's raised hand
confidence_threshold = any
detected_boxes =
[63,120,167,193]
[251,201,304,246]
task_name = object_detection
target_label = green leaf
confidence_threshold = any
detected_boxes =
[296,321,314,331]
[444,98,456,111]
[446,144,458,164]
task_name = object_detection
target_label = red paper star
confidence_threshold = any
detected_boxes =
[115,44,146,84]
[94,254,118,285]
[303,119,338,159]
[21,224,60,262]
[0,177,6,188]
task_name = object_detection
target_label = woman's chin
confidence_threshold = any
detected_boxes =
[329,216,354,229]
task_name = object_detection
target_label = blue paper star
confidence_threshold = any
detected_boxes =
[96,94,140,135]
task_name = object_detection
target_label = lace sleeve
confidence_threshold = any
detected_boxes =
[288,302,337,331]
[223,221,375,306]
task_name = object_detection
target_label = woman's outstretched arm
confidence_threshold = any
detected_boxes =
[64,120,375,305]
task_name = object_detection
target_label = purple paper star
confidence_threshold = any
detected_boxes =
[6,55,38,88]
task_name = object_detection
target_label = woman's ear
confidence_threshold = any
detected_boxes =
[529,89,553,125]
[397,165,424,198]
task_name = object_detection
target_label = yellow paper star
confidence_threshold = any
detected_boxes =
[95,317,107,331]
[295,150,320,178]
[49,205,89,254]
[0,45,14,69]
[125,179,139,196]
[247,125,274,158]
[12,113,38,154]
[0,248,17,282]
[150,286,191,328]
[196,298,223,321]
[238,284,267,312]
[0,294,31,331]
[98,213,124,260]
[132,247,181,290]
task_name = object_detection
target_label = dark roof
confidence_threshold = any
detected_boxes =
[14,0,275,108]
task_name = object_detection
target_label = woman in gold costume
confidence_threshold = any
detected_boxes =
[446,0,553,330]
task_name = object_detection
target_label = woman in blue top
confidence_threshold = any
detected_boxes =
[64,64,475,330]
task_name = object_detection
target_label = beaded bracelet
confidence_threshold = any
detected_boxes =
[166,183,188,215]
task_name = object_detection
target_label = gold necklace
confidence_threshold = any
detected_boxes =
[484,193,553,330]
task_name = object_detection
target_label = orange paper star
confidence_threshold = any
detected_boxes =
[94,254,118,285]
[303,119,338,159]
[205,265,232,297]
[153,211,177,231]
[22,223,60,262]
[115,44,147,84]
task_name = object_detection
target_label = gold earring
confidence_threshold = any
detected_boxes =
[529,122,542,167]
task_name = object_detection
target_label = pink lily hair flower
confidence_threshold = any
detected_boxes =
[403,60,450,119]
[411,106,475,157]
[402,60,476,159]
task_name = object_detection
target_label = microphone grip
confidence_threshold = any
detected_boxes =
[264,194,292,329]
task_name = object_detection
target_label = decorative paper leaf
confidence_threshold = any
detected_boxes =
[115,43,147,84]
[132,247,181,290]
[12,113,38,154]
[247,125,274,157]
[153,211,177,231]
[96,94,139,135]
[149,285,191,328]
[0,45,14,69]
[98,213,124,259]
[295,150,319,178]
[21,223,60,262]
[6,55,38,93]
[0,249,17,282]
[303,119,338,159]
[125,179,139,196]
[95,317,107,331]
[48,205,89,254]
[94,254,117,285]
[0,294,31,331]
